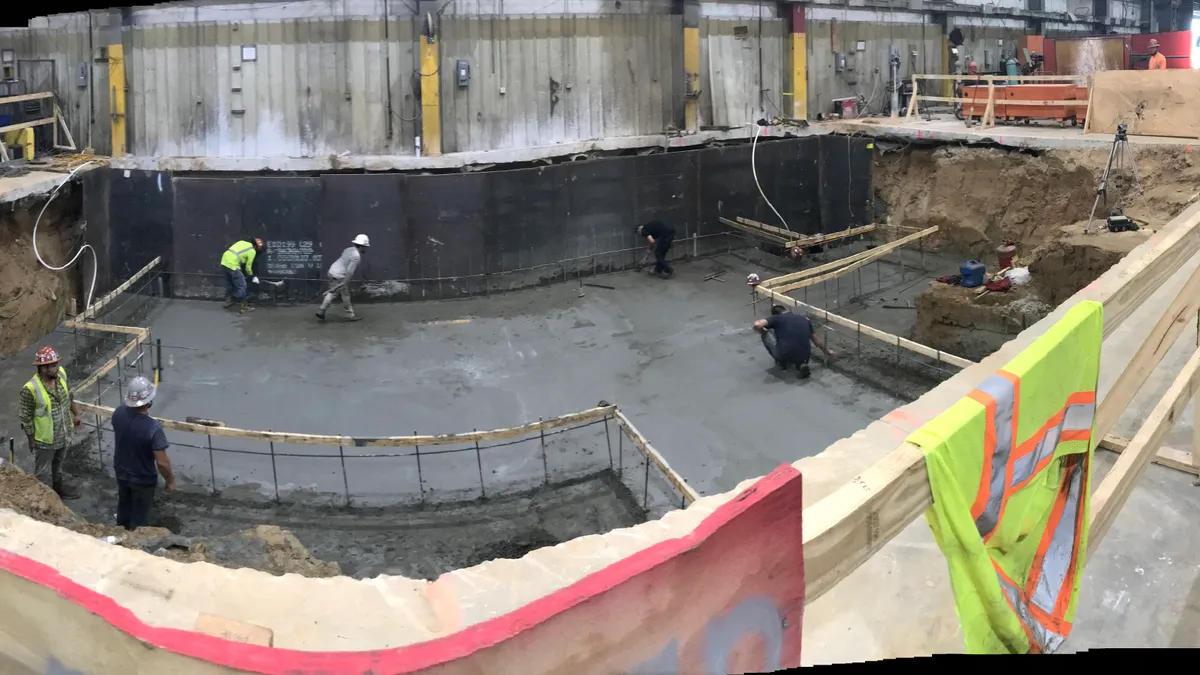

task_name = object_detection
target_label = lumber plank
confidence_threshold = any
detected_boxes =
[757,285,974,369]
[1098,436,1197,476]
[0,117,55,134]
[614,411,700,505]
[719,217,790,245]
[63,321,148,335]
[735,216,795,240]
[0,91,54,105]
[1089,347,1200,559]
[774,226,938,294]
[763,229,897,289]
[799,202,1200,605]
[75,402,617,448]
[783,224,876,249]
[76,330,150,392]
[1092,261,1200,442]
[80,256,162,320]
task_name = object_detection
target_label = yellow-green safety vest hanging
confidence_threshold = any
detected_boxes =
[907,300,1102,654]
[24,368,70,446]
[221,240,257,273]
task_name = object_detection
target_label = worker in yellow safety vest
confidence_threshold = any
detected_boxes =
[17,346,82,500]
[220,237,265,314]
[909,300,1102,654]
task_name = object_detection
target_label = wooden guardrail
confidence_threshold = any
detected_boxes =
[902,74,1091,130]
[0,91,77,160]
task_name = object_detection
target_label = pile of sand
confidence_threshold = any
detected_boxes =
[0,463,341,578]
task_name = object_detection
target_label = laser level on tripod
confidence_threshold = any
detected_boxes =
[1084,122,1141,235]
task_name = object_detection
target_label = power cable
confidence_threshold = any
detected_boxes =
[751,123,790,232]
[32,161,100,314]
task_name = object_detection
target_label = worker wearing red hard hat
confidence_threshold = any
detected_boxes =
[220,237,266,315]
[1147,39,1167,70]
[17,346,82,499]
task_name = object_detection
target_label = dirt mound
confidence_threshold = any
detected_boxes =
[0,463,340,578]
[913,282,1054,361]
[873,144,1200,261]
[0,189,82,358]
[1028,223,1150,305]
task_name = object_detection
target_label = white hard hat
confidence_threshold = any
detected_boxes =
[352,234,370,247]
[125,376,157,408]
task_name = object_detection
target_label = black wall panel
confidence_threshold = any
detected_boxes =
[489,165,570,277]
[566,158,637,274]
[171,177,243,299]
[85,134,875,302]
[241,177,322,281]
[107,170,173,280]
[407,173,488,297]
[81,168,112,301]
[319,173,408,285]
[818,134,873,232]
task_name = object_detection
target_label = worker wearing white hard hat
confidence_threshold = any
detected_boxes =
[111,375,175,530]
[317,234,370,322]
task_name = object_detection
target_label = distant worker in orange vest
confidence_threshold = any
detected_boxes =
[1147,39,1167,70]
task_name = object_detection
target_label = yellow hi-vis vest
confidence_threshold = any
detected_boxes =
[24,368,70,446]
[220,240,257,274]
[908,300,1102,654]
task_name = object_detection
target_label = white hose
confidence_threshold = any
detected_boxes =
[31,161,99,314]
[751,123,790,232]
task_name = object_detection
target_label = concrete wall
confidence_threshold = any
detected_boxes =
[0,465,803,674]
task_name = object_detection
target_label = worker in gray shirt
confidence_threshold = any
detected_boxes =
[316,234,370,322]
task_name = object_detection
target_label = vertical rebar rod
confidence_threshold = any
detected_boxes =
[269,435,280,503]
[857,322,862,360]
[207,433,216,495]
[539,418,549,486]
[115,355,124,403]
[338,445,350,507]
[156,338,163,383]
[643,454,651,508]
[93,413,102,470]
[7,437,12,464]
[474,431,486,499]
[877,258,882,294]
[836,275,841,310]
[604,417,613,470]
[618,431,624,477]
[414,432,425,503]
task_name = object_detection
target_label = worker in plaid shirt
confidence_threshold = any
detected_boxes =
[17,346,81,500]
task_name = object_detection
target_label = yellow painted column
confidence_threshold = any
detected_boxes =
[419,22,441,157]
[682,0,701,133]
[790,6,807,120]
[108,43,126,157]
[684,27,700,132]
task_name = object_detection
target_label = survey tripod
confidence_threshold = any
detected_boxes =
[1084,122,1141,235]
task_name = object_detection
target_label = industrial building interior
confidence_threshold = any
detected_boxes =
[0,0,1198,671]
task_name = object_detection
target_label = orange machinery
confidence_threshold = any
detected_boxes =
[961,83,1087,126]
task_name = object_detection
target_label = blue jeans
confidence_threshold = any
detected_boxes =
[224,267,247,300]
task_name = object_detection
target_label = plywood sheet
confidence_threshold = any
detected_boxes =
[1089,70,1200,139]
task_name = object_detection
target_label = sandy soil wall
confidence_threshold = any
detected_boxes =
[0,189,82,358]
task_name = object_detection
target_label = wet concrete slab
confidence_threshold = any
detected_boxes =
[106,255,905,502]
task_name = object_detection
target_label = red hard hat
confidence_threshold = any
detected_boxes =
[33,346,60,366]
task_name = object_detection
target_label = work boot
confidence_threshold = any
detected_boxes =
[315,310,326,321]
[344,313,361,322]
[54,480,80,501]
[222,295,234,308]
[239,301,254,314]
[798,364,811,380]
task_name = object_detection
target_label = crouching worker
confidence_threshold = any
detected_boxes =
[111,376,175,531]
[752,305,834,379]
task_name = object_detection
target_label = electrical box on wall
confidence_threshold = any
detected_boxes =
[77,62,88,87]
[456,58,470,88]
[834,52,846,72]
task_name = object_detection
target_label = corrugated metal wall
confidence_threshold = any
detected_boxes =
[700,18,786,128]
[126,18,419,157]
[438,15,683,154]
[0,18,108,155]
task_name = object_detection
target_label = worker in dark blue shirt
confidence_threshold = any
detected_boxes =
[752,305,834,379]
[111,376,175,531]
[636,220,676,279]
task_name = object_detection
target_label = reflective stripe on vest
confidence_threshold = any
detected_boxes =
[228,242,253,260]
[25,368,69,445]
[964,368,1093,652]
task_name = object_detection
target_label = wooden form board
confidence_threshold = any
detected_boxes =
[614,411,701,504]
[719,217,876,250]
[800,200,1200,605]
[756,285,974,369]
[772,226,937,294]
[1088,69,1200,139]
[78,257,162,320]
[718,217,791,246]
[1098,436,1197,476]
